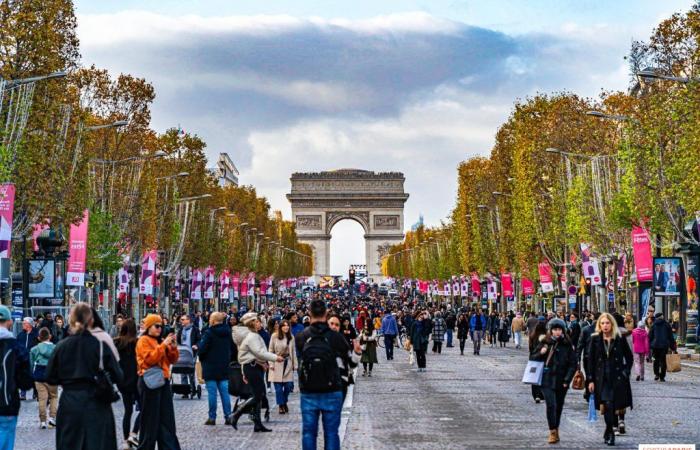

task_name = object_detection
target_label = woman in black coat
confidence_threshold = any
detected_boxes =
[409,311,432,372]
[456,313,470,355]
[587,313,633,446]
[114,319,140,447]
[530,318,577,445]
[198,312,236,425]
[47,303,123,450]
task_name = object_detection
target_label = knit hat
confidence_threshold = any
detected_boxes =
[0,305,11,321]
[637,320,646,328]
[547,318,567,331]
[241,312,258,326]
[143,314,162,331]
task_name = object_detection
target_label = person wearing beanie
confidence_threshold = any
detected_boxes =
[531,315,577,444]
[648,311,675,382]
[136,314,181,449]
[631,320,650,381]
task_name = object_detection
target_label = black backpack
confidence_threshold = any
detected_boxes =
[299,328,341,393]
[0,340,18,413]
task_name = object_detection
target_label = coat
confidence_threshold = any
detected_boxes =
[487,315,499,334]
[46,330,123,450]
[649,318,674,350]
[470,314,486,331]
[631,327,649,355]
[0,328,33,416]
[530,335,577,390]
[359,329,379,364]
[115,340,138,395]
[135,334,179,379]
[586,334,633,411]
[497,317,510,342]
[268,335,297,383]
[567,321,581,350]
[409,319,431,352]
[176,325,201,356]
[511,316,525,333]
[198,324,235,381]
[457,319,470,340]
[431,318,446,342]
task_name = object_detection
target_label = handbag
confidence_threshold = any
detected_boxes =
[588,393,597,422]
[522,342,557,386]
[94,342,120,403]
[666,352,681,373]
[143,366,166,389]
[571,369,585,390]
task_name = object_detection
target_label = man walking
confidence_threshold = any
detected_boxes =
[296,300,361,450]
[511,312,525,349]
[470,310,487,355]
[177,314,201,396]
[16,317,37,401]
[649,312,675,382]
[0,305,33,450]
[380,311,398,360]
[444,309,456,348]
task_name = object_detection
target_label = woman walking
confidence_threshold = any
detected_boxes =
[456,313,469,355]
[230,312,283,432]
[198,312,235,425]
[497,313,510,347]
[340,316,357,348]
[530,318,577,444]
[114,319,140,449]
[587,312,634,446]
[409,311,432,372]
[136,314,181,450]
[30,328,57,429]
[487,312,499,348]
[268,319,297,413]
[359,321,379,376]
[46,303,123,450]
[529,321,547,403]
[431,312,445,354]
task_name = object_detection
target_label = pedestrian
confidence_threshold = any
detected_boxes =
[487,311,498,348]
[198,312,234,425]
[497,312,510,347]
[409,311,432,371]
[587,312,634,446]
[268,319,297,414]
[511,312,525,349]
[631,320,649,381]
[176,314,201,398]
[526,312,539,335]
[90,308,121,363]
[52,315,68,342]
[230,312,282,432]
[567,313,581,350]
[359,321,379,376]
[431,311,446,354]
[135,313,181,449]
[327,315,360,402]
[290,313,305,337]
[529,321,547,404]
[46,303,123,450]
[530,318,577,444]
[444,310,456,348]
[470,309,487,355]
[17,317,38,400]
[576,311,600,402]
[0,305,33,450]
[114,319,140,450]
[457,313,469,355]
[30,327,57,429]
[110,314,125,338]
[380,311,398,360]
[340,316,357,348]
[295,299,361,450]
[623,313,635,334]
[648,312,675,382]
[670,310,680,341]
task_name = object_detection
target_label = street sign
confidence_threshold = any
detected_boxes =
[607,291,615,303]
[567,285,577,296]
[11,289,22,308]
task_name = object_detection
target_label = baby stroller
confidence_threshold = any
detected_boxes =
[171,345,202,399]
[228,362,270,422]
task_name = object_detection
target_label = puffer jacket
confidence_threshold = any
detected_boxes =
[234,325,278,365]
[29,341,55,369]
[631,327,649,355]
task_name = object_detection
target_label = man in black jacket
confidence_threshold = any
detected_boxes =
[444,310,456,347]
[577,312,600,400]
[649,312,675,382]
[567,313,581,351]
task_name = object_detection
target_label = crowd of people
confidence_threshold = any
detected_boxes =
[0,290,684,449]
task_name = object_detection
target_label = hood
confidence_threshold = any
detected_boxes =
[232,325,250,346]
[632,327,647,337]
[0,327,13,340]
[209,324,231,337]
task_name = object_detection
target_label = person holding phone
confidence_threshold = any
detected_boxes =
[268,320,297,414]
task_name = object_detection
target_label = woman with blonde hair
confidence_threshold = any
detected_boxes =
[586,312,633,446]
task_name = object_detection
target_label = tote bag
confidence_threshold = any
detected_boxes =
[666,352,681,372]
[522,360,544,385]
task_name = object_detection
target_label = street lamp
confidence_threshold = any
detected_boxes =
[86,120,129,131]
[177,194,212,202]
[155,172,190,181]
[545,147,561,154]
[585,111,631,121]
[636,70,694,84]
[4,71,67,87]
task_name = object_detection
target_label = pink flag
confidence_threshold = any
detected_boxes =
[0,184,15,258]
[203,266,215,299]
[501,272,513,297]
[139,250,158,295]
[66,210,89,286]
[118,266,129,295]
[471,273,481,297]
[538,262,554,293]
[190,269,203,300]
[522,277,535,295]
[232,272,240,298]
[219,270,230,299]
[631,226,653,282]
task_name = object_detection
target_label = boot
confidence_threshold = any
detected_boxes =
[548,430,557,444]
[553,429,559,443]
[252,401,272,432]
[230,397,255,430]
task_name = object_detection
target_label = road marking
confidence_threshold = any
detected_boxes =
[339,367,358,445]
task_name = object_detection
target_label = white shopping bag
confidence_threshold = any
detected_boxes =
[522,360,544,385]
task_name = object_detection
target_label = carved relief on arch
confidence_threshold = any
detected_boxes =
[326,211,370,233]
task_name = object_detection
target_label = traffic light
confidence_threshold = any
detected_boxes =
[349,269,355,285]
[584,278,591,296]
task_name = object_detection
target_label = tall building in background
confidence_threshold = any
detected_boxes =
[209,153,239,187]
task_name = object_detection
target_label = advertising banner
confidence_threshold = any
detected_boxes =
[247,273,256,297]
[0,184,15,258]
[501,272,513,297]
[522,277,535,296]
[118,267,129,295]
[444,280,452,296]
[203,266,215,299]
[471,273,481,298]
[486,275,497,300]
[66,210,89,286]
[539,262,554,293]
[139,250,158,295]
[232,272,240,298]
[461,278,469,297]
[190,268,203,300]
[631,226,654,282]
[453,280,460,297]
[219,270,230,299]
[653,257,682,296]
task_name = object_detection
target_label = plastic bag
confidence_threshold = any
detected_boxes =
[588,393,597,422]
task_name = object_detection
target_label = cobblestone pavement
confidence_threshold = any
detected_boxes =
[14,339,700,449]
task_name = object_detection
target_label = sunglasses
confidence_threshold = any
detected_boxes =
[153,324,163,329]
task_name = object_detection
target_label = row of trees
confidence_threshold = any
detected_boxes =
[1,0,312,285]
[385,3,700,280]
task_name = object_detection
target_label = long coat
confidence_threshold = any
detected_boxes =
[586,334,633,411]
[198,324,235,381]
[457,319,470,340]
[497,317,510,342]
[268,335,297,383]
[431,318,446,342]
[359,329,379,364]
[409,319,432,352]
[530,335,577,390]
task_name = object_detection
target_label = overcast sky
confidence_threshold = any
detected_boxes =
[74,0,695,275]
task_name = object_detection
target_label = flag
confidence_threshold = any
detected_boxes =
[190,269,203,300]
[471,273,481,298]
[522,278,535,296]
[66,210,89,287]
[538,262,554,293]
[631,226,653,282]
[232,272,240,298]
[486,274,497,300]
[501,272,513,297]
[0,184,15,258]
[203,266,215,299]
[616,253,626,290]
[444,280,452,296]
[139,250,158,295]
[118,266,129,295]
[219,270,230,299]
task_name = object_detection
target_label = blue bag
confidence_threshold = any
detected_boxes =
[588,393,597,422]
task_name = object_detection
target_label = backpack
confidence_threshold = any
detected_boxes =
[0,339,18,413]
[299,328,341,393]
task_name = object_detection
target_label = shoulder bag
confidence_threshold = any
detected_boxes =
[143,365,166,389]
[94,341,121,403]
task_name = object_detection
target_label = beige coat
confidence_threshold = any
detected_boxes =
[268,335,297,383]
[511,317,525,333]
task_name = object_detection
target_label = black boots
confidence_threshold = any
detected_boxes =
[604,427,615,446]
[230,398,255,430]
[253,402,272,432]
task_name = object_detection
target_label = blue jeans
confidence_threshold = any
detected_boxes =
[446,329,453,346]
[274,381,294,406]
[301,391,343,450]
[205,379,232,420]
[0,416,18,450]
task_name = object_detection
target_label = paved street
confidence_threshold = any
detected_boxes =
[15,339,700,449]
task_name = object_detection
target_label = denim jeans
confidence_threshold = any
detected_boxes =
[513,331,522,348]
[205,379,232,420]
[383,335,395,359]
[301,391,343,450]
[274,381,294,406]
[446,329,453,347]
[0,416,18,450]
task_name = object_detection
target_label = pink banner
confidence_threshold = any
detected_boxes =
[0,184,15,258]
[203,266,215,299]
[538,262,554,293]
[219,270,230,299]
[232,272,240,298]
[631,225,653,282]
[66,210,89,286]
[190,268,203,300]
[471,273,481,297]
[522,277,535,296]
[139,250,158,295]
[501,272,513,297]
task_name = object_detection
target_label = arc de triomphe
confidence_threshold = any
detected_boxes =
[287,169,409,280]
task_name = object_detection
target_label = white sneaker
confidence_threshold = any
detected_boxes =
[48,418,56,428]
[127,432,139,447]
[40,422,47,429]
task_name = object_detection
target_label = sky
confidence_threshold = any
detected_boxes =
[73,0,696,276]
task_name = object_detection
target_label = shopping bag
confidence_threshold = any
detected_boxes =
[408,351,415,365]
[521,360,544,385]
[195,360,204,384]
[571,370,585,390]
[588,394,597,422]
[666,352,681,372]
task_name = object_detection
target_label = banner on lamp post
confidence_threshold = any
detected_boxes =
[139,250,158,295]
[471,273,481,298]
[522,277,535,296]
[486,275,497,300]
[190,269,203,300]
[219,270,230,299]
[232,272,240,298]
[501,273,513,298]
[0,184,15,258]
[631,226,653,282]
[66,210,89,286]
[203,266,215,299]
[118,267,129,295]
[538,262,554,293]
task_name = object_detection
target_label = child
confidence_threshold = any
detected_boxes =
[30,327,57,429]
[631,320,649,381]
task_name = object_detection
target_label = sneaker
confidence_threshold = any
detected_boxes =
[618,421,626,435]
[127,433,139,447]
[40,422,47,429]
[48,418,56,428]
[205,418,216,426]
[368,372,372,377]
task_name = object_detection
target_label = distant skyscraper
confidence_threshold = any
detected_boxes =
[411,214,424,231]
[208,153,239,187]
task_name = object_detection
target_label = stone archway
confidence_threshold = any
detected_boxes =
[287,169,409,280]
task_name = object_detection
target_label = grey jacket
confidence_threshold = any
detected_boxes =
[233,325,277,365]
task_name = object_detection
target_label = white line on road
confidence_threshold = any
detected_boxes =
[339,366,358,445]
